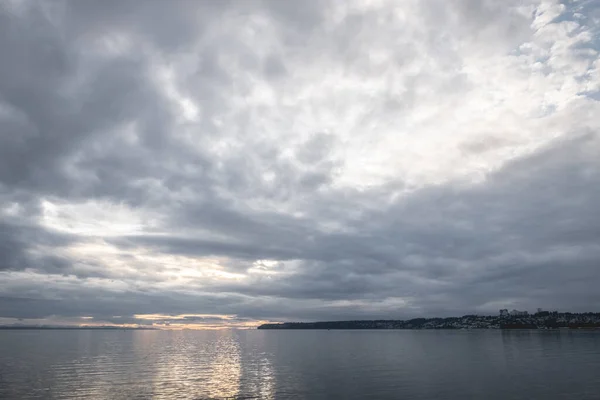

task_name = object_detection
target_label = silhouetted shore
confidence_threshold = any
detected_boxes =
[258,312,600,330]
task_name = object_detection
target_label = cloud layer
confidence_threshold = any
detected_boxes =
[1,0,599,327]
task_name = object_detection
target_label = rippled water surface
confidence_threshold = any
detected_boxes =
[1,329,599,399]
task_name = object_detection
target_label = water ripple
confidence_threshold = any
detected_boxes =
[1,330,599,399]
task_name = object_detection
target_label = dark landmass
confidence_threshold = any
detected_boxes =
[0,325,156,330]
[258,312,600,330]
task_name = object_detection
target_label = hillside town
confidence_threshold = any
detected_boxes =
[258,310,600,330]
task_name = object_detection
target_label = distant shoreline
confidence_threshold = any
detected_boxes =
[257,312,600,330]
[0,326,157,330]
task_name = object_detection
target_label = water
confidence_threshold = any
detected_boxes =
[1,329,599,399]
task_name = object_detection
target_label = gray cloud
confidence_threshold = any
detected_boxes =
[0,218,76,273]
[1,0,600,326]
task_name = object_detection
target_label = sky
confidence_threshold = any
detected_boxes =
[1,0,599,329]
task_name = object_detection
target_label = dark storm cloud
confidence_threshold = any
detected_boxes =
[0,3,172,199]
[0,217,77,272]
[0,0,241,206]
[1,0,600,325]
[0,291,242,321]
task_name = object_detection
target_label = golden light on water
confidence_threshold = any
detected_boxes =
[46,329,276,399]
[139,330,275,399]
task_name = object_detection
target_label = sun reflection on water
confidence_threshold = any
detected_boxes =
[7,330,279,399]
[146,330,253,399]
[204,331,242,399]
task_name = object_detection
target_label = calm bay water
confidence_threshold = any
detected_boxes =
[1,329,599,399]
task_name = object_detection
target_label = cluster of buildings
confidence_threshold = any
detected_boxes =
[499,309,531,317]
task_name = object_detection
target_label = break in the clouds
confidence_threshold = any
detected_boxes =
[1,0,600,328]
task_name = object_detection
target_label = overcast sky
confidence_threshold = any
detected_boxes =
[1,0,599,328]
